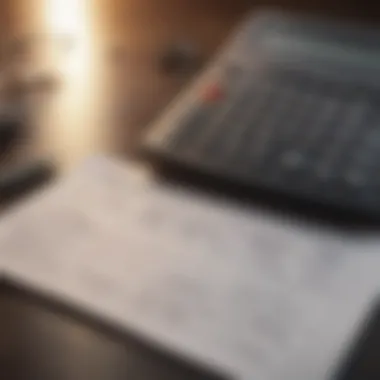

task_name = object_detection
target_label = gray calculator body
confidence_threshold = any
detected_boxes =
[144,9,380,218]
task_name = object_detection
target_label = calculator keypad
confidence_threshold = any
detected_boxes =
[149,68,380,216]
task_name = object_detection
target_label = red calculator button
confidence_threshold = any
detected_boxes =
[202,83,224,102]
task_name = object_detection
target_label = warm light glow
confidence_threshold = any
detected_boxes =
[44,0,92,76]
[41,0,100,169]
[46,0,86,34]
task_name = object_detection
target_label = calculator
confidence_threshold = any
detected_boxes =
[143,10,380,218]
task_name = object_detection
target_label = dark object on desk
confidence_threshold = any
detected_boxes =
[0,282,227,380]
[0,117,23,154]
[143,10,380,220]
[159,41,201,76]
[0,158,55,204]
[333,300,380,380]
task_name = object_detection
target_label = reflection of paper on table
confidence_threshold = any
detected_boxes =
[0,155,380,380]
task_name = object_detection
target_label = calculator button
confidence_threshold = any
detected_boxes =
[167,106,216,153]
[202,83,225,102]
[344,170,367,188]
[280,151,305,170]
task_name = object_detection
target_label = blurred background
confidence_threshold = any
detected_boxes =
[1,2,380,379]
[0,0,379,209]
[0,0,251,172]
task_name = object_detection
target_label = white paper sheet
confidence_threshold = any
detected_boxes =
[0,155,379,380]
